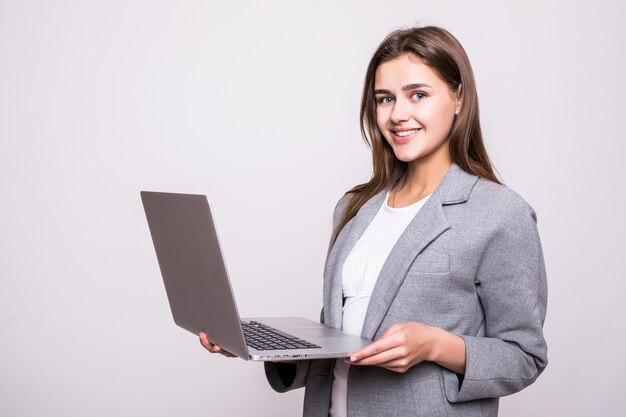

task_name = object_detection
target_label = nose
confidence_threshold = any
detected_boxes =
[390,98,410,123]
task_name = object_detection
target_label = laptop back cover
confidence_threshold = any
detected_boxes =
[141,191,249,359]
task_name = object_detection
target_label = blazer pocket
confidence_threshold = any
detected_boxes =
[411,251,450,274]
[409,366,449,416]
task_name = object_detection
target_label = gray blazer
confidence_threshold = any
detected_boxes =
[265,163,548,417]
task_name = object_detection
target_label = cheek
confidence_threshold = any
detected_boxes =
[422,104,453,137]
[375,107,387,130]
[376,109,394,144]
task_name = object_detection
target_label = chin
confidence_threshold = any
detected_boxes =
[393,149,428,163]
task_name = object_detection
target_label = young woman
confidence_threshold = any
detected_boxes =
[201,26,548,417]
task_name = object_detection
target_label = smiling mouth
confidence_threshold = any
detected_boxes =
[392,128,421,137]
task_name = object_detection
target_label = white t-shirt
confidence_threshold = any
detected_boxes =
[328,190,431,417]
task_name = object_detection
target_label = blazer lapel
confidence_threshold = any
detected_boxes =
[323,163,479,335]
[360,192,449,339]
[361,163,479,339]
[323,187,389,330]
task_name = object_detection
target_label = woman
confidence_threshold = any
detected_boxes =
[201,26,548,417]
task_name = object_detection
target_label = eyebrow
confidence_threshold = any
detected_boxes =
[374,83,432,94]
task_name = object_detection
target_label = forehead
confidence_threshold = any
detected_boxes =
[374,54,446,89]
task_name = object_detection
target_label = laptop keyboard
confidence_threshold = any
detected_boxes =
[241,321,321,351]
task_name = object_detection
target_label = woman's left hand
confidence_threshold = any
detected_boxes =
[346,322,461,374]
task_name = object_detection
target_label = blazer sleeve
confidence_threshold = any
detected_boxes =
[442,198,549,402]
[264,192,351,393]
[263,307,324,392]
[264,360,312,393]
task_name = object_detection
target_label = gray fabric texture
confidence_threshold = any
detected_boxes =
[264,163,548,417]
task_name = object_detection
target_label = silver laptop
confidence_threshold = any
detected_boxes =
[141,191,371,361]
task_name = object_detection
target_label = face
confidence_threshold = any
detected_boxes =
[374,54,461,164]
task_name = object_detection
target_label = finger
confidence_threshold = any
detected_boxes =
[348,334,401,362]
[199,333,219,353]
[199,332,236,356]
[199,332,212,349]
[377,355,428,373]
[213,345,236,357]
[199,332,210,348]
[378,364,411,374]
[380,323,406,338]
[349,346,406,366]
[376,356,418,369]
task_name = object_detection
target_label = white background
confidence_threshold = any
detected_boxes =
[1,0,624,415]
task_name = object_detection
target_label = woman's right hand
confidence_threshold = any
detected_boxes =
[199,332,295,363]
[199,332,236,357]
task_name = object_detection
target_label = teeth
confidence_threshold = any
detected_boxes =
[395,129,417,137]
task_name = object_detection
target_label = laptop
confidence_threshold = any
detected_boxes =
[141,191,372,361]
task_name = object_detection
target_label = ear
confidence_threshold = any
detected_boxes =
[455,83,463,115]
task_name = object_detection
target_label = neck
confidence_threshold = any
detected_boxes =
[397,148,452,198]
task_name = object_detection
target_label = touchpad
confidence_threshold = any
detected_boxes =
[294,327,343,338]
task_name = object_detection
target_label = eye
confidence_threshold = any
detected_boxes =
[411,91,427,100]
[376,96,394,104]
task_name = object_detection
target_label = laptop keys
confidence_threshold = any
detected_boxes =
[241,321,321,350]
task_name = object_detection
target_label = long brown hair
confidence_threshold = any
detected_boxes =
[332,26,501,245]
